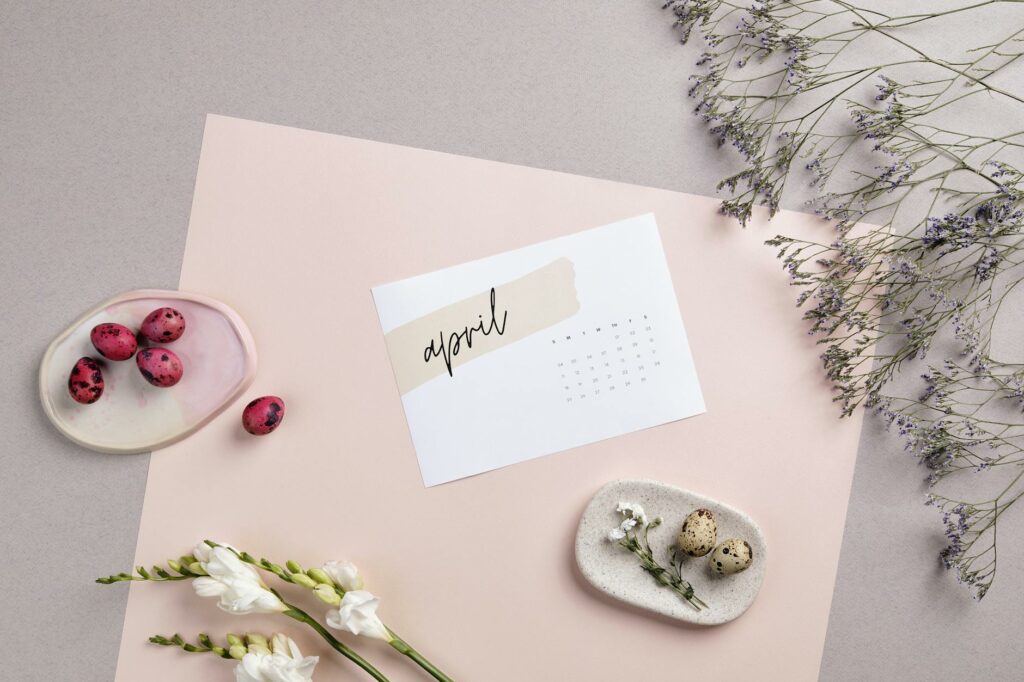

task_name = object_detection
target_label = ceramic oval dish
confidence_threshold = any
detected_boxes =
[575,479,767,626]
[39,289,257,454]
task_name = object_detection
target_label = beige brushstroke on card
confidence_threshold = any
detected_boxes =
[383,257,579,395]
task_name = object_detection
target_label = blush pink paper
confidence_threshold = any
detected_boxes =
[114,115,861,681]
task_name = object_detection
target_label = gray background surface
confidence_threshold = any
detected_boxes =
[1,2,1020,680]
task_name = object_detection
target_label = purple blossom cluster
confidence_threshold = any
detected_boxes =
[939,503,970,570]
[877,159,914,190]
[663,0,719,45]
[927,493,994,599]
[922,213,981,251]
[851,99,906,149]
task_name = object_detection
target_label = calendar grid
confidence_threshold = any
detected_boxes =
[552,314,662,403]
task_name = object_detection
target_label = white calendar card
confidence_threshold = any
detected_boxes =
[372,213,705,486]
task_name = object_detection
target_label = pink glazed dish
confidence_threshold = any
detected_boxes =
[39,289,257,454]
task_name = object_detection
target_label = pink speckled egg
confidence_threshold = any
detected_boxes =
[68,357,104,404]
[140,307,186,343]
[242,396,285,435]
[90,323,138,361]
[136,348,183,387]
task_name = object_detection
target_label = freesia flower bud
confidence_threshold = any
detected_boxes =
[270,633,292,656]
[314,583,342,606]
[292,573,317,589]
[246,633,268,647]
[307,568,333,585]
[246,633,270,655]
[167,559,182,573]
[227,634,244,648]
[229,644,247,660]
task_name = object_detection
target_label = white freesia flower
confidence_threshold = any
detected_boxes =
[321,560,364,592]
[326,590,392,641]
[192,543,286,615]
[235,634,318,682]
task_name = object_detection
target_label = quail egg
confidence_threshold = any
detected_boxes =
[677,508,717,557]
[709,538,753,575]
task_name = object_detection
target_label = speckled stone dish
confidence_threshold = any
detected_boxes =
[575,479,767,626]
[39,289,257,454]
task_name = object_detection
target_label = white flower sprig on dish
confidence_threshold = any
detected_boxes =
[98,541,453,682]
[607,502,708,611]
[607,502,648,541]
[149,631,318,682]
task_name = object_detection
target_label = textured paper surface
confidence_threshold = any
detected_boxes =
[115,115,862,681]
[373,215,705,486]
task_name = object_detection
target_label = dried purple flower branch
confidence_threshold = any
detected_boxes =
[663,0,1024,599]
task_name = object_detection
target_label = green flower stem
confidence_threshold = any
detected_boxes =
[149,633,233,659]
[386,629,453,682]
[96,558,201,584]
[282,603,390,682]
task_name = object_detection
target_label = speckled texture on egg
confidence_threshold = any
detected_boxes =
[136,348,183,387]
[68,357,104,404]
[709,538,753,575]
[677,508,717,557]
[140,307,186,343]
[242,396,286,435]
[90,323,138,361]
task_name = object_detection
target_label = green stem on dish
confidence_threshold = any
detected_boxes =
[618,519,708,611]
